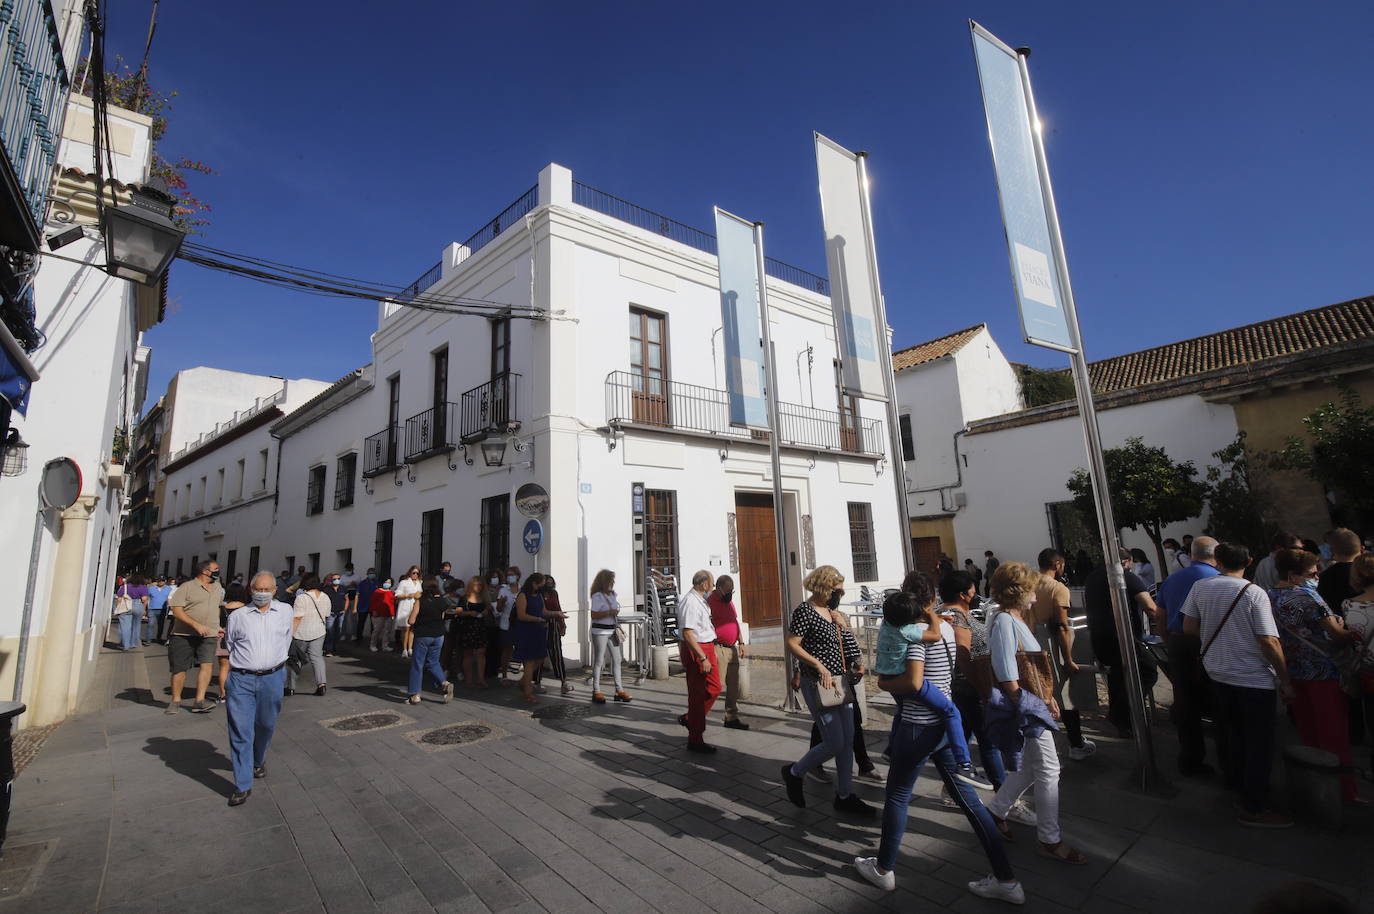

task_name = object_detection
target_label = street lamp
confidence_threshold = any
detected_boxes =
[103,179,185,286]
[1,428,28,476]
[479,438,507,467]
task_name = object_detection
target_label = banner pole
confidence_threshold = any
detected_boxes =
[754,221,801,712]
[855,152,916,575]
[1014,47,1160,790]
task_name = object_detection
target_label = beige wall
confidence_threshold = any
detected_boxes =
[910,517,957,573]
[1230,370,1374,538]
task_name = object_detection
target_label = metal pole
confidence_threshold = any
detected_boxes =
[13,507,47,704]
[754,221,801,712]
[855,152,916,574]
[1015,48,1159,790]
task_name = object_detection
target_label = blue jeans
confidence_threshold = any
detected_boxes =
[225,666,286,792]
[145,610,164,642]
[117,611,143,649]
[324,613,347,653]
[953,684,1007,790]
[793,678,855,798]
[877,720,1014,880]
[409,635,448,696]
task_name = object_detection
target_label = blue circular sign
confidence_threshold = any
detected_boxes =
[522,518,543,555]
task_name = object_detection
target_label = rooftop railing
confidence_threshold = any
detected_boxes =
[573,182,831,296]
[397,185,540,302]
[167,389,286,464]
[604,371,882,457]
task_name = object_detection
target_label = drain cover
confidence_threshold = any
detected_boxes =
[319,711,413,736]
[530,703,594,721]
[403,720,508,752]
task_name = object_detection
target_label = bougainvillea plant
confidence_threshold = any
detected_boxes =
[71,55,214,234]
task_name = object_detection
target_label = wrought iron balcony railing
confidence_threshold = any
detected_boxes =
[404,403,459,461]
[460,372,520,442]
[0,0,68,244]
[362,426,401,476]
[604,371,883,457]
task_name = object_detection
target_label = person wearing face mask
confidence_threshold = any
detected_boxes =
[354,569,379,643]
[676,570,721,753]
[321,574,346,657]
[532,575,573,695]
[588,569,630,703]
[368,577,397,652]
[495,566,522,684]
[707,574,749,729]
[483,570,505,680]
[223,572,296,807]
[166,560,225,714]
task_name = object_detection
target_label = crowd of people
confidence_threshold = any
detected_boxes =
[108,522,1373,903]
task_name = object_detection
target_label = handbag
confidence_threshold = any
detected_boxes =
[113,585,133,616]
[814,673,849,708]
[288,638,310,669]
[1284,624,1374,698]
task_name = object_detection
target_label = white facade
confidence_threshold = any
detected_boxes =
[0,97,160,726]
[156,164,906,662]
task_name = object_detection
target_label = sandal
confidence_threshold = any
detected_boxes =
[1039,841,1086,865]
[992,815,1015,842]
[407,695,421,705]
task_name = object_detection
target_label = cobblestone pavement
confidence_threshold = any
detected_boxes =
[1,641,1369,913]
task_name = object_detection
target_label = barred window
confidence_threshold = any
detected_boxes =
[334,453,357,508]
[306,466,326,515]
[847,502,877,582]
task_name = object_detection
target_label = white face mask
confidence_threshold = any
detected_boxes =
[507,575,517,584]
[251,592,272,607]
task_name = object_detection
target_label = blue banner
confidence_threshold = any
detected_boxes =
[713,208,768,428]
[971,23,1074,352]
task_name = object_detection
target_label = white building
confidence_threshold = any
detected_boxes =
[0,92,167,727]
[155,163,907,660]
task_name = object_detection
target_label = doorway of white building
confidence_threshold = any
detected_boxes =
[735,492,794,628]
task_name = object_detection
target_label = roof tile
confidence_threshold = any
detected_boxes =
[892,323,985,372]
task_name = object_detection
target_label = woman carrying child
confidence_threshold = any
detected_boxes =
[853,577,1022,903]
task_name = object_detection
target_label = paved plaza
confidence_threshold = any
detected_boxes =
[1,642,1369,913]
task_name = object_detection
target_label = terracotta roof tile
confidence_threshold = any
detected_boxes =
[1084,295,1374,393]
[892,323,985,372]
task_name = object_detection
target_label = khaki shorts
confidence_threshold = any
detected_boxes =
[168,635,216,673]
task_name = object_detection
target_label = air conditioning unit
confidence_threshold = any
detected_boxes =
[104,462,125,489]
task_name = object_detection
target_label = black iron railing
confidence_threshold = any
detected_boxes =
[404,403,459,461]
[604,371,882,456]
[573,182,831,296]
[461,372,520,441]
[396,185,540,302]
[362,426,401,476]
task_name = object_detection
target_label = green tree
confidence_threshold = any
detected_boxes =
[1270,382,1374,530]
[1016,364,1077,408]
[1203,432,1272,553]
[72,56,213,233]
[1066,437,1209,572]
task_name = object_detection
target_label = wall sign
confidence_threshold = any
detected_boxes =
[515,482,549,518]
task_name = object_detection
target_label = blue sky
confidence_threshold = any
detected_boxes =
[109,1,1374,406]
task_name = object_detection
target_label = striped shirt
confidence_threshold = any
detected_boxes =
[899,621,956,725]
[1180,575,1279,690]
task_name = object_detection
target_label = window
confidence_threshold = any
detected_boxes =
[334,453,357,508]
[176,557,183,578]
[162,560,169,578]
[226,549,237,583]
[191,554,199,573]
[248,546,260,575]
[847,502,877,582]
[235,458,246,500]
[285,555,296,576]
[491,318,510,378]
[898,414,915,462]
[256,449,269,492]
[835,360,861,453]
[308,553,320,576]
[386,374,401,466]
[197,476,207,514]
[306,465,326,515]
[420,509,444,576]
[645,489,680,581]
[214,467,225,506]
[479,495,509,576]
[431,347,450,449]
[374,520,393,582]
[336,548,352,574]
[629,307,669,425]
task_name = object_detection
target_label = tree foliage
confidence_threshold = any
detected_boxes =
[1269,381,1374,530]
[72,56,213,233]
[1203,431,1271,553]
[1016,364,1077,408]
[1066,436,1209,572]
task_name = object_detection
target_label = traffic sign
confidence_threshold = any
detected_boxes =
[522,519,543,555]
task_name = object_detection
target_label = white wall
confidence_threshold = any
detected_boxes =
[953,393,1239,569]
[163,367,301,455]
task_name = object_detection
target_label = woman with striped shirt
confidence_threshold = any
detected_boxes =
[855,575,1022,903]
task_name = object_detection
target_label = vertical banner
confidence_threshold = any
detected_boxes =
[714,207,769,428]
[814,133,889,402]
[970,23,1074,351]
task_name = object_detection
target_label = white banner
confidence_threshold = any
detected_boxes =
[815,132,888,402]
[713,208,769,428]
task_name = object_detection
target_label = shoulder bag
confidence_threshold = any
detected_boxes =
[1283,620,1374,698]
[1200,583,1254,661]
[113,585,133,616]
[810,609,852,708]
[289,593,330,668]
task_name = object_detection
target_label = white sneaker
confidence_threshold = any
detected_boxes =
[1005,799,1038,827]
[1068,739,1097,761]
[940,789,959,808]
[967,875,1025,905]
[369,646,378,653]
[853,857,895,892]
[807,767,833,784]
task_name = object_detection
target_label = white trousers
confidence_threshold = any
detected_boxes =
[986,728,1062,844]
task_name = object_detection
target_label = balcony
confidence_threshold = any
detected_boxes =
[460,372,520,442]
[0,0,68,251]
[362,426,401,476]
[605,371,884,457]
[403,403,458,462]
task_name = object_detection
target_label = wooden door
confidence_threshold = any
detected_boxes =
[914,536,942,578]
[834,360,861,452]
[736,493,782,626]
[629,308,669,426]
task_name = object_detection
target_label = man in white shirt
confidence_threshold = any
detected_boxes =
[1253,532,1299,591]
[496,566,522,682]
[676,570,720,754]
[224,572,295,807]
[1182,542,1294,829]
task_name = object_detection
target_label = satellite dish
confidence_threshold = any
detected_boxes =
[39,458,82,510]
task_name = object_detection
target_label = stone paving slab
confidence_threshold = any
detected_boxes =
[0,642,1369,913]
